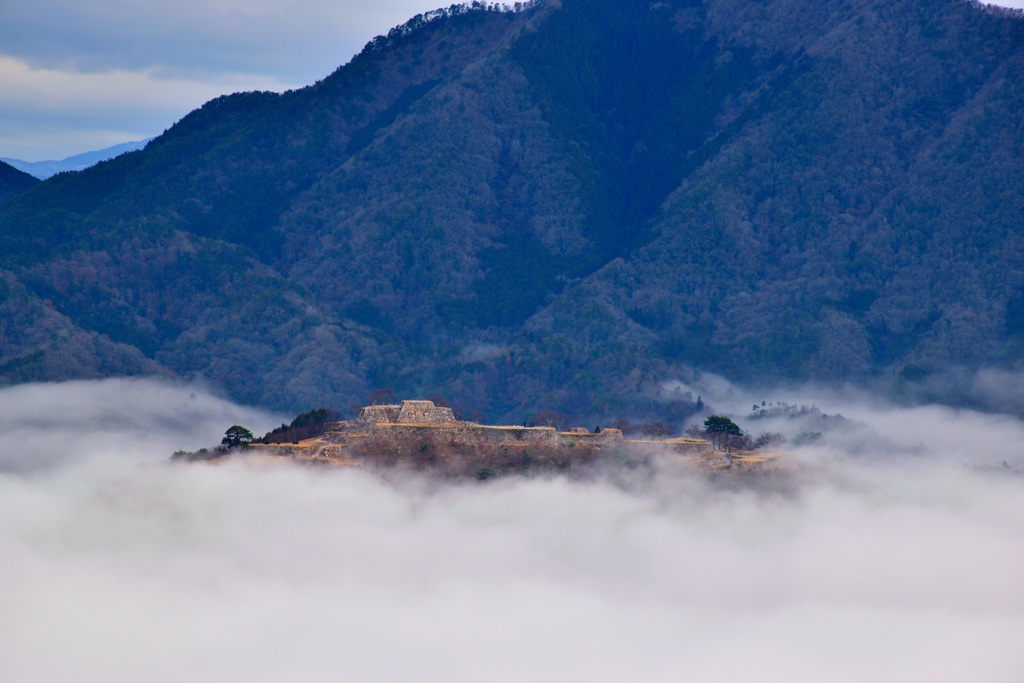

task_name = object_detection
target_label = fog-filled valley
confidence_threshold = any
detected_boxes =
[1,378,1022,682]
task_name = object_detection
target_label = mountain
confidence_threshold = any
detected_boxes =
[1,139,155,180]
[0,160,39,204]
[1,0,1023,424]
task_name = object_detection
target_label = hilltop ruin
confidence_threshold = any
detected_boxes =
[244,400,729,474]
[330,400,630,448]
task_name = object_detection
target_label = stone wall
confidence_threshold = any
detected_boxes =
[357,405,402,424]
[248,443,316,457]
[556,429,624,447]
[320,430,369,445]
[395,400,457,424]
[364,423,626,447]
[372,422,559,446]
[343,400,457,430]
[628,438,714,456]
[319,400,710,454]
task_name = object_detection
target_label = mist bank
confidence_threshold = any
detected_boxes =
[0,377,283,474]
[0,379,1022,682]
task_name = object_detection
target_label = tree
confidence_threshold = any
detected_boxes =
[683,424,706,439]
[221,425,254,449]
[640,421,674,438]
[753,432,787,450]
[723,433,753,451]
[703,415,741,434]
[611,417,636,435]
[702,415,743,450]
[530,410,565,430]
[368,387,395,405]
[257,408,342,444]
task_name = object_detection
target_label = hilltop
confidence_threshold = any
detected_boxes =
[1,0,1024,425]
[0,160,38,205]
[174,400,756,478]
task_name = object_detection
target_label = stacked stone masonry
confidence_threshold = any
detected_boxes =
[328,400,710,451]
[254,400,713,458]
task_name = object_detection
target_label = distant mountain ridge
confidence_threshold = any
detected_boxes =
[1,139,154,180]
[1,0,1023,425]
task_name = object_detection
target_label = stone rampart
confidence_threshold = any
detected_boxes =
[628,438,714,456]
[396,400,457,424]
[319,432,372,448]
[557,429,624,447]
[248,443,316,457]
[357,405,402,424]
[318,400,709,454]
[371,422,558,446]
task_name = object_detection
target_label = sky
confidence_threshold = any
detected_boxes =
[0,377,1022,681]
[0,0,445,161]
[2,0,1024,161]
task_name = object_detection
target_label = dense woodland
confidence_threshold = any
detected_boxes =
[1,0,1023,427]
[0,161,38,205]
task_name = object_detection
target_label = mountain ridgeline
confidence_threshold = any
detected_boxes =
[1,0,1023,424]
[0,138,154,180]
[0,160,39,205]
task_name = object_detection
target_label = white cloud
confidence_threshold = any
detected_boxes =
[0,53,299,159]
[0,56,293,112]
[0,0,443,160]
[0,379,1022,681]
[0,0,444,77]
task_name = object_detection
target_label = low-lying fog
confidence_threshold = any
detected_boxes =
[1,378,1022,682]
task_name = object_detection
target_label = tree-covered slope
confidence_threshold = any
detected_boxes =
[0,160,38,204]
[527,0,1024,391]
[1,0,1022,424]
[0,5,537,410]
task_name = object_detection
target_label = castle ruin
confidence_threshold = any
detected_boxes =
[325,400,627,448]
[249,400,717,467]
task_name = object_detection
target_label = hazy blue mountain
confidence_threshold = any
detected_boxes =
[1,139,154,180]
[1,0,1023,426]
[0,160,39,204]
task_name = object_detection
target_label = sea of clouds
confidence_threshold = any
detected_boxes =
[0,378,1022,682]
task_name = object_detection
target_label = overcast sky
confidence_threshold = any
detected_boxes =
[2,0,1024,162]
[0,0,444,161]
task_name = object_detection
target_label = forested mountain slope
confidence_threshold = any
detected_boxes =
[0,160,38,204]
[1,0,1022,424]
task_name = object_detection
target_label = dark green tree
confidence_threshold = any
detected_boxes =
[703,415,741,434]
[702,415,743,449]
[221,425,254,449]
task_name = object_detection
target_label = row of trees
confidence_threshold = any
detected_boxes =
[257,408,344,444]
[684,415,786,451]
[526,410,785,451]
[609,418,674,438]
